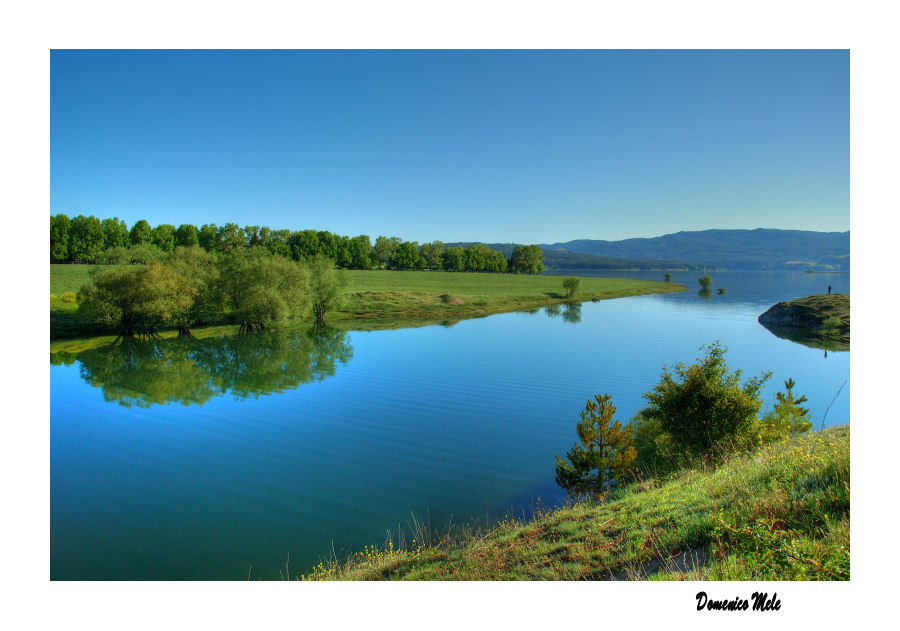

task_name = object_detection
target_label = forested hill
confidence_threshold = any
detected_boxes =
[537,229,849,271]
[445,243,710,271]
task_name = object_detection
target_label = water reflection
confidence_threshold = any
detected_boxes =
[757,323,850,352]
[51,327,353,407]
[543,302,582,324]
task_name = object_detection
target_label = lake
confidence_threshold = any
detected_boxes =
[50,271,849,579]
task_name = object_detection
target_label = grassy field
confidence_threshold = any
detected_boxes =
[299,426,849,581]
[51,263,96,295]
[50,264,685,338]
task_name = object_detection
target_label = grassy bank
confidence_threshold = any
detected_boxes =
[300,426,849,580]
[50,264,685,338]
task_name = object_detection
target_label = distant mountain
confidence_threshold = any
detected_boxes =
[538,229,849,271]
[445,242,709,271]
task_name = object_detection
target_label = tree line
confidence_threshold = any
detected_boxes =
[50,214,545,274]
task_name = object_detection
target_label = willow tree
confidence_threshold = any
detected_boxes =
[307,254,348,324]
[165,246,219,336]
[217,247,308,332]
[79,263,194,339]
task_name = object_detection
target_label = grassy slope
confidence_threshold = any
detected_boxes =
[50,264,685,338]
[302,426,849,581]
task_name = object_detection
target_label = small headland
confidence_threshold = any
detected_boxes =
[758,294,849,349]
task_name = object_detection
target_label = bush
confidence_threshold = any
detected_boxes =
[642,342,770,457]
[630,410,678,474]
[698,275,713,288]
[820,315,843,337]
[555,394,637,496]
[561,276,580,298]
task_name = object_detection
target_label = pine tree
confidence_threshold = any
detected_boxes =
[555,394,637,496]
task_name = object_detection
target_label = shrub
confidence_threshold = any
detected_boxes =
[555,394,637,496]
[630,410,678,474]
[642,342,770,457]
[561,276,580,298]
[820,315,843,337]
[698,275,713,288]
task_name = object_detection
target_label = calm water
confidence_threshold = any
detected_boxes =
[50,271,849,579]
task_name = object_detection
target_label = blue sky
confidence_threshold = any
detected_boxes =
[50,50,849,244]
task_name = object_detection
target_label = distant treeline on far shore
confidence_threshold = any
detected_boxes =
[49,214,545,274]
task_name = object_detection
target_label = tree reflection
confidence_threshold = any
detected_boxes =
[544,302,581,323]
[561,302,582,324]
[68,327,354,407]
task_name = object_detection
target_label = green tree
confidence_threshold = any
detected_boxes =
[317,231,338,260]
[50,214,71,262]
[642,342,770,456]
[164,246,219,336]
[198,223,219,253]
[128,242,165,264]
[218,222,247,253]
[290,229,321,261]
[175,224,199,248]
[244,225,261,247]
[151,224,177,252]
[486,249,508,272]
[101,217,130,250]
[80,263,193,337]
[757,378,812,443]
[334,235,353,268]
[555,394,637,496]
[464,243,490,271]
[68,214,105,262]
[509,244,545,274]
[419,241,445,270]
[374,236,401,268]
[664,273,672,282]
[525,245,545,274]
[268,229,292,258]
[562,276,580,298]
[442,246,465,271]
[698,275,713,288]
[391,241,425,270]
[349,235,374,270]
[217,248,308,332]
[130,219,152,246]
[307,254,349,323]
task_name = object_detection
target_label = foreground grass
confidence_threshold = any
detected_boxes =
[50,264,685,338]
[299,426,849,580]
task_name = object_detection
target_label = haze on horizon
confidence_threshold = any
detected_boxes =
[51,50,849,244]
